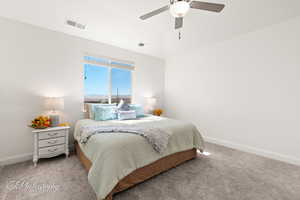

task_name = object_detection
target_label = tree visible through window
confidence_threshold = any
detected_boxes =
[84,55,133,104]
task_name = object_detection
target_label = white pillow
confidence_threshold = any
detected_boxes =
[118,110,137,120]
[117,99,125,110]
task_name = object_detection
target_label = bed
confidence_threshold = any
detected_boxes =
[74,115,205,200]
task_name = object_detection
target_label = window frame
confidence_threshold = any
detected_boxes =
[83,54,134,104]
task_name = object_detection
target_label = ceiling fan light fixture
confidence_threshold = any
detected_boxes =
[170,1,190,18]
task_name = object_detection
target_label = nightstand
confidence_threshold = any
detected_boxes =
[32,126,70,166]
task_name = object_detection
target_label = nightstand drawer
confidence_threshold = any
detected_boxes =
[39,130,66,140]
[39,144,65,156]
[39,137,65,148]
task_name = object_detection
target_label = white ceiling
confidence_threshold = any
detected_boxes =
[0,0,299,59]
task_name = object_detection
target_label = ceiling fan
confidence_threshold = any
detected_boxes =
[140,0,225,39]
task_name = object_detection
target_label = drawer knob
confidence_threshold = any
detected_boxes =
[47,140,58,144]
[48,148,58,153]
[48,132,58,137]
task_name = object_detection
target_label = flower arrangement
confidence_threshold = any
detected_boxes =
[153,109,163,116]
[58,123,70,127]
[30,116,51,129]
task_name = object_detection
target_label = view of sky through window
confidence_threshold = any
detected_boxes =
[112,68,131,96]
[84,64,109,96]
[84,56,132,103]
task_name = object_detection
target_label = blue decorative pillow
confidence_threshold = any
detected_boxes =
[94,106,117,121]
[120,103,130,111]
[117,99,130,111]
[129,104,145,117]
[88,103,116,119]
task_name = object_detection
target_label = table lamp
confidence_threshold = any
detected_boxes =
[45,97,64,127]
[145,97,157,114]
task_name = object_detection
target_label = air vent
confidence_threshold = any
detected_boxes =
[66,20,86,30]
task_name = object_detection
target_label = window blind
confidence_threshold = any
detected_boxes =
[83,53,135,70]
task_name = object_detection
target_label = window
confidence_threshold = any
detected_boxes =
[84,55,134,104]
[111,68,132,104]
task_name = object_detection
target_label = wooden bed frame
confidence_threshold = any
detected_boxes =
[75,142,197,200]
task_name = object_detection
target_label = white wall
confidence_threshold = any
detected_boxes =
[165,16,300,165]
[0,17,165,165]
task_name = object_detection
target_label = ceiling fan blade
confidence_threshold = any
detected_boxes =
[140,5,170,20]
[190,1,225,12]
[175,17,183,29]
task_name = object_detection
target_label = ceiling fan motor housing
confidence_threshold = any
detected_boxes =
[170,0,191,18]
[171,0,190,4]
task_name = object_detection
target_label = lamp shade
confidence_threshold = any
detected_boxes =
[145,97,157,114]
[147,97,157,106]
[45,97,64,111]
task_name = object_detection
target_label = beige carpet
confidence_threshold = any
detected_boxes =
[1,142,300,200]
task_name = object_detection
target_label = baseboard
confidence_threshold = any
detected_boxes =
[0,145,75,166]
[204,137,300,166]
[2,140,299,167]
[0,153,33,166]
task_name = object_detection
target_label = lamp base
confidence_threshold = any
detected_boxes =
[50,114,60,127]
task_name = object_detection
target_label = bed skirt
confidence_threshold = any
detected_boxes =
[75,141,197,200]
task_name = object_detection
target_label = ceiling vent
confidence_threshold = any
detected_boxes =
[66,20,86,30]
